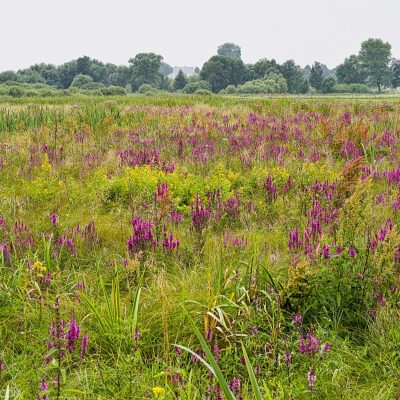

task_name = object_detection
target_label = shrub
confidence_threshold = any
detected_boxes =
[70,74,94,88]
[8,86,23,97]
[138,84,157,94]
[219,85,237,94]
[194,89,213,95]
[101,86,127,96]
[183,80,212,94]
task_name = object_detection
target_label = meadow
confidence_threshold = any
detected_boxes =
[0,95,399,399]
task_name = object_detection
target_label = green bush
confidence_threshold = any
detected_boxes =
[334,83,371,93]
[194,89,213,95]
[183,80,212,94]
[138,84,157,94]
[219,85,237,94]
[70,74,94,88]
[8,86,23,97]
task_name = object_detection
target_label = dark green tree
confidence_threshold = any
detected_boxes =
[71,74,94,88]
[336,55,367,84]
[280,60,308,93]
[0,71,21,83]
[309,62,324,91]
[109,66,131,88]
[217,43,242,59]
[128,53,163,92]
[200,55,246,93]
[58,60,78,88]
[248,58,280,80]
[321,76,337,93]
[173,69,188,91]
[359,38,392,91]
[390,59,400,88]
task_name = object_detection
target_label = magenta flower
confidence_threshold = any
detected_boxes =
[307,368,317,392]
[80,333,88,358]
[50,213,58,226]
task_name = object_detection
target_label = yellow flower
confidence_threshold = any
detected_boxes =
[32,261,46,278]
[152,386,165,398]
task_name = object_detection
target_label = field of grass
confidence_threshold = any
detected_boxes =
[0,95,400,399]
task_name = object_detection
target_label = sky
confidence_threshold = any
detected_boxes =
[1,0,399,72]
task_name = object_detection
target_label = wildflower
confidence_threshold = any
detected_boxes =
[294,313,302,326]
[152,386,165,398]
[284,351,292,367]
[264,175,277,203]
[250,326,259,335]
[323,343,331,353]
[50,213,58,226]
[229,377,241,394]
[39,379,48,391]
[161,232,180,253]
[133,329,141,341]
[80,333,88,358]
[348,248,356,257]
[213,344,221,362]
[191,195,210,233]
[307,368,317,392]
[32,261,47,278]
[66,319,81,352]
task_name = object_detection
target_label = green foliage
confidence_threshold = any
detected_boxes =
[173,69,188,91]
[129,52,163,92]
[200,55,246,93]
[280,59,309,93]
[138,83,158,94]
[70,74,94,88]
[390,59,400,88]
[235,72,288,94]
[336,55,367,84]
[183,80,212,94]
[309,61,324,91]
[217,42,242,59]
[321,76,337,93]
[194,89,212,95]
[333,83,371,93]
[359,38,393,91]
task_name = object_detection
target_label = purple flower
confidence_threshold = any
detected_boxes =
[40,379,48,391]
[323,343,331,353]
[50,213,58,226]
[80,333,88,358]
[348,248,356,257]
[229,377,241,393]
[294,314,302,326]
[307,368,317,392]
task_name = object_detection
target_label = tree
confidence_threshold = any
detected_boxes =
[336,55,367,84]
[173,69,188,91]
[248,58,280,80]
[309,62,324,91]
[128,53,163,92]
[58,61,78,88]
[359,38,392,91]
[321,76,336,93]
[200,55,246,93]
[109,66,131,88]
[390,59,400,88]
[280,60,308,93]
[71,74,93,88]
[159,62,173,77]
[0,71,21,83]
[217,43,241,59]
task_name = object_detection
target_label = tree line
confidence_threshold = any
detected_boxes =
[0,38,399,96]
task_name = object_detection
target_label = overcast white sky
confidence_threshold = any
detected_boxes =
[1,0,399,71]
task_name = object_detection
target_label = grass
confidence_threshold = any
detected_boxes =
[0,95,399,399]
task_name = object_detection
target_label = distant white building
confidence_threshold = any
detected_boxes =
[168,67,198,79]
